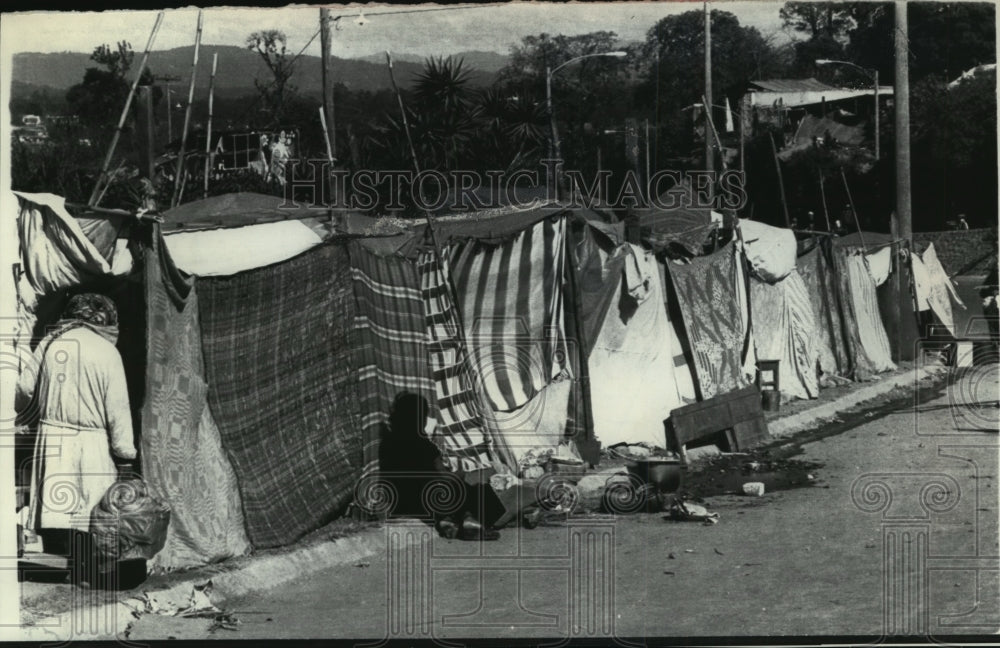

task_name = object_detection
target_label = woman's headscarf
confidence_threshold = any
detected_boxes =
[15,293,120,426]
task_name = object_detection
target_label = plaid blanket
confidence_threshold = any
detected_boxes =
[350,244,436,488]
[417,250,507,474]
[142,229,250,567]
[667,242,750,400]
[449,217,568,412]
[199,242,362,549]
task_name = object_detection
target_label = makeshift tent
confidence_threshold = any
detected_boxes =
[417,251,504,475]
[350,242,437,489]
[740,219,797,283]
[911,242,966,337]
[750,270,820,402]
[588,244,681,447]
[838,248,896,377]
[449,216,570,413]
[142,231,250,567]
[198,242,363,548]
[666,241,750,400]
[12,192,253,568]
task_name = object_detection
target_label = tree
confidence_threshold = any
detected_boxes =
[641,10,783,165]
[66,41,153,132]
[496,31,632,176]
[780,2,853,40]
[246,30,298,128]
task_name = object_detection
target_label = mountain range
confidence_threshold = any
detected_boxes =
[11,46,506,98]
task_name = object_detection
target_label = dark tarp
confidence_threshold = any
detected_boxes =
[198,242,362,548]
[142,228,251,566]
[666,241,749,400]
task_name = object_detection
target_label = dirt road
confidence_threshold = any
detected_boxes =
[126,365,999,641]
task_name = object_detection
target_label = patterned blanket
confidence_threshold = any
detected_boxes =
[350,244,436,489]
[449,217,568,412]
[417,251,506,474]
[666,242,749,400]
[142,229,250,567]
[199,243,362,549]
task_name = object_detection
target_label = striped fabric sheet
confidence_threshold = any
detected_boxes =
[351,243,437,483]
[449,217,569,413]
[417,251,507,474]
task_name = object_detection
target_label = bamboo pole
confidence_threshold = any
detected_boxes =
[818,170,832,232]
[318,106,334,164]
[203,51,218,199]
[171,10,203,208]
[840,168,867,249]
[88,11,164,207]
[768,132,791,227]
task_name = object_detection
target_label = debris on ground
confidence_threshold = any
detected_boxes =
[666,499,720,525]
[742,482,766,496]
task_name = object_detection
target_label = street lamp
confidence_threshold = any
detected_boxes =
[546,50,627,199]
[816,58,880,160]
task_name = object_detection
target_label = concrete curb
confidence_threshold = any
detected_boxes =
[18,365,951,641]
[767,364,950,438]
[19,524,416,641]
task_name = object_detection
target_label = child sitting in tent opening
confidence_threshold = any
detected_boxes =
[379,393,500,541]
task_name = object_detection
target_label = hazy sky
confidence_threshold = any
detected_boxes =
[2,2,792,59]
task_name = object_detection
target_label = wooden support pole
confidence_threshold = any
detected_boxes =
[171,10,203,209]
[769,132,790,227]
[88,11,163,207]
[818,170,832,232]
[203,51,218,199]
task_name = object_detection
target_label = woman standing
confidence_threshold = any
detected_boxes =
[18,293,137,581]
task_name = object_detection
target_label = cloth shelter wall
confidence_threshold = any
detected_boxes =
[164,219,328,277]
[416,250,503,476]
[666,241,750,400]
[840,250,896,376]
[350,243,437,494]
[142,230,251,567]
[750,270,820,402]
[656,261,698,405]
[796,242,852,380]
[449,217,569,413]
[911,242,966,338]
[588,244,681,447]
[198,242,362,549]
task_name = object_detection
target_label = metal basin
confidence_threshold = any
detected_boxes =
[625,458,683,494]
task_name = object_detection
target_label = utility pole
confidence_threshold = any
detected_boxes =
[894,1,912,245]
[703,1,714,181]
[890,0,913,361]
[320,8,335,163]
[154,74,181,143]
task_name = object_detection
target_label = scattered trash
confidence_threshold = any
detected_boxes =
[490,472,520,492]
[747,462,761,472]
[684,549,695,554]
[662,570,675,575]
[806,474,815,481]
[667,499,720,525]
[523,465,545,480]
[865,542,877,549]
[208,613,240,632]
[355,561,370,569]
[713,548,725,556]
[742,482,765,497]
[668,553,676,559]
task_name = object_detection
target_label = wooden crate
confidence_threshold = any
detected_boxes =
[667,384,769,463]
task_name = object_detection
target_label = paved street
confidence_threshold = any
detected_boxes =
[128,365,999,641]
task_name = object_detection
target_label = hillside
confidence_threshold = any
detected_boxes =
[11,45,498,96]
[357,50,509,72]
